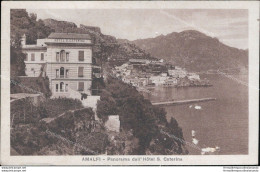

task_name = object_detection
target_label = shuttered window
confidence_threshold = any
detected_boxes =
[66,53,69,62]
[66,69,69,78]
[56,69,59,78]
[78,82,84,91]
[56,84,59,92]
[78,51,84,61]
[65,84,68,92]
[56,52,59,62]
[41,53,44,61]
[78,67,84,77]
[31,53,35,61]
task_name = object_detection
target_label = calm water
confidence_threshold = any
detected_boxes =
[143,74,248,155]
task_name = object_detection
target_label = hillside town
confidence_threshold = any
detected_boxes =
[112,58,210,89]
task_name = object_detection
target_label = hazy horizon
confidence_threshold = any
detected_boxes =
[27,9,248,50]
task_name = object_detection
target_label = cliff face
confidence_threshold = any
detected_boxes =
[132,30,248,72]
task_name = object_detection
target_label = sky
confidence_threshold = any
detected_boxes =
[27,9,248,49]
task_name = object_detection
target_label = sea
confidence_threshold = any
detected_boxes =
[143,74,248,155]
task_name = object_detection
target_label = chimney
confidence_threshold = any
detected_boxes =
[21,34,26,47]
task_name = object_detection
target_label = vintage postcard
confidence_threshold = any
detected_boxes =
[1,1,259,165]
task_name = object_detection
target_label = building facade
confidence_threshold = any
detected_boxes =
[22,33,94,98]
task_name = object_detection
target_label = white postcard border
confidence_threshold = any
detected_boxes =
[1,1,259,165]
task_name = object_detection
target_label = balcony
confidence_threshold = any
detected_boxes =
[56,74,69,79]
[78,74,84,78]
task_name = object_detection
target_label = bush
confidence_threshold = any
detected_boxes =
[11,105,96,155]
[48,107,95,142]
[43,98,83,117]
[11,124,58,155]
[11,98,41,125]
[11,97,83,125]
[97,90,117,122]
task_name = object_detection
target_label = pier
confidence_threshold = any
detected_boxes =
[151,98,216,106]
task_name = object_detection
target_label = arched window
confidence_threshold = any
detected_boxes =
[60,50,65,62]
[56,84,59,92]
[60,82,64,92]
[60,67,64,78]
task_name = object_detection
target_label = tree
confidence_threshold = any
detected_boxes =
[165,117,185,154]
[96,90,118,122]
[10,46,26,77]
[10,9,53,77]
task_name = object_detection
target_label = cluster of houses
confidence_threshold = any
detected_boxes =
[112,58,200,88]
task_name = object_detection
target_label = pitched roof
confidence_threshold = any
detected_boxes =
[48,33,91,39]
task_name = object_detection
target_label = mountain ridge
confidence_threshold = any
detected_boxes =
[132,30,248,72]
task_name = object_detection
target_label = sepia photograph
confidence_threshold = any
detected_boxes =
[1,1,259,166]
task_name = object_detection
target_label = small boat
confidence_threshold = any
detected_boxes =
[191,130,196,137]
[201,146,220,155]
[192,138,199,145]
[194,105,202,110]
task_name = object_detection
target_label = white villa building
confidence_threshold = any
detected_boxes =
[21,33,97,99]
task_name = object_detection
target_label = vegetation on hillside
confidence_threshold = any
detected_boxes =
[39,98,83,118]
[11,76,52,97]
[11,97,83,126]
[11,98,98,155]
